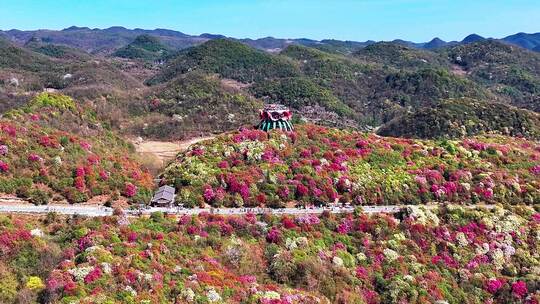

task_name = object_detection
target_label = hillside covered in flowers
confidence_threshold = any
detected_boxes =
[0,92,153,204]
[160,124,540,208]
[0,205,538,303]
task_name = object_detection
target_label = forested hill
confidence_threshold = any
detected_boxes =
[1,29,540,141]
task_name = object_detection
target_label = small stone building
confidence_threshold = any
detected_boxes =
[151,185,176,206]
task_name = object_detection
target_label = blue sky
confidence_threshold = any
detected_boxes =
[1,0,539,42]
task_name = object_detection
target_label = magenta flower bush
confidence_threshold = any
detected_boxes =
[123,182,138,197]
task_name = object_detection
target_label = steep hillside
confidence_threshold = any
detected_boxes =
[0,37,146,135]
[280,45,372,80]
[0,93,153,204]
[1,26,205,55]
[160,125,540,208]
[132,72,262,139]
[423,37,449,49]
[377,98,540,139]
[442,40,540,111]
[3,27,539,55]
[113,34,171,61]
[3,33,540,142]
[380,68,488,106]
[0,37,58,72]
[150,40,359,126]
[0,37,142,94]
[277,45,490,125]
[251,76,357,119]
[462,34,486,44]
[0,38,69,110]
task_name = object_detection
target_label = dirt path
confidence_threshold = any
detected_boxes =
[133,136,215,165]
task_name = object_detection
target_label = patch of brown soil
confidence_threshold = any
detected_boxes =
[133,136,215,166]
[450,64,468,76]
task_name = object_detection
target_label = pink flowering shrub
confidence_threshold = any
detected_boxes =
[485,278,505,294]
[266,227,282,243]
[84,266,102,284]
[0,144,8,156]
[123,182,138,197]
[28,153,42,162]
[512,281,528,298]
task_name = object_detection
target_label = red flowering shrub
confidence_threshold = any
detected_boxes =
[74,176,85,191]
[28,153,42,162]
[531,165,540,175]
[485,278,505,294]
[203,186,215,203]
[281,217,296,229]
[127,231,138,242]
[79,141,92,150]
[266,227,281,243]
[0,160,9,172]
[295,184,309,198]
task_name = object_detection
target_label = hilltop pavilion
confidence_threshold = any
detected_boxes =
[257,104,293,132]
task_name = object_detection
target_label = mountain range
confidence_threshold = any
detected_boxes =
[1,25,540,142]
[1,26,539,55]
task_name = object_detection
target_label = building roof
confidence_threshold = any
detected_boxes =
[262,104,289,112]
[157,185,175,194]
[151,185,175,203]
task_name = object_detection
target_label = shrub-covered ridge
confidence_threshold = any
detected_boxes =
[0,93,153,204]
[377,98,540,139]
[160,124,540,208]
